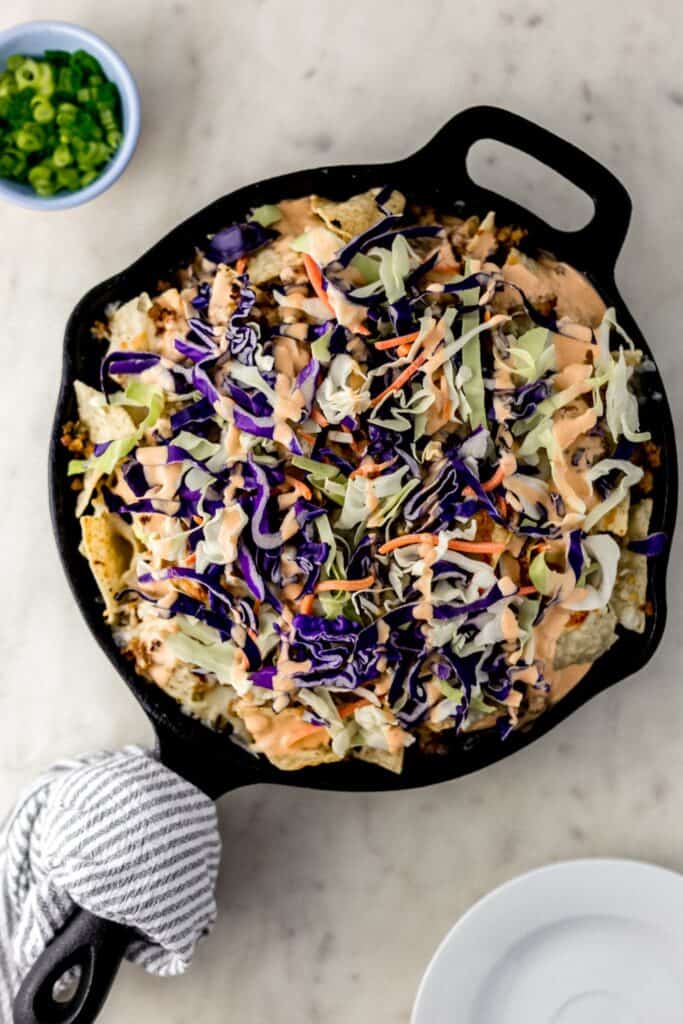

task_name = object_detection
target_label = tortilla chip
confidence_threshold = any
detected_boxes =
[207,265,239,326]
[595,491,630,537]
[628,498,653,541]
[610,499,652,634]
[352,745,404,774]
[173,676,236,726]
[465,211,498,261]
[75,469,103,519]
[611,553,648,633]
[108,293,154,349]
[462,710,503,733]
[246,245,286,286]
[74,380,136,445]
[311,188,406,241]
[554,607,618,669]
[267,747,343,771]
[160,666,221,710]
[81,514,135,621]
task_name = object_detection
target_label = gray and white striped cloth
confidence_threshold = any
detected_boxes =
[0,746,221,1021]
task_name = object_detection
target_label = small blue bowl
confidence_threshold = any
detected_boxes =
[0,20,140,210]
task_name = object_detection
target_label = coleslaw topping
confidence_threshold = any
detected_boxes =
[64,188,662,772]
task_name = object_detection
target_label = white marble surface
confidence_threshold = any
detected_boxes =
[1,0,682,1020]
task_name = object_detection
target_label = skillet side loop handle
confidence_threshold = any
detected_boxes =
[423,104,632,273]
[13,909,129,1024]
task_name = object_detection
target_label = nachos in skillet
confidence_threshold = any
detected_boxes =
[63,187,665,772]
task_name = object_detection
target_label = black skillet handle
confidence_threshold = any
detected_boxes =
[420,104,632,274]
[13,909,129,1024]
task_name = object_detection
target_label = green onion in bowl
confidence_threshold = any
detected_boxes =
[0,47,124,196]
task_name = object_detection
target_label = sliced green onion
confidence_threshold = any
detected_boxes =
[0,148,26,178]
[14,58,41,90]
[27,162,55,196]
[56,166,80,190]
[44,49,71,66]
[72,49,103,76]
[31,95,55,123]
[56,102,78,127]
[15,123,45,152]
[52,143,73,168]
[0,72,15,99]
[0,47,123,195]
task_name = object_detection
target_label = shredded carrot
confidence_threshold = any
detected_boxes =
[235,257,247,274]
[378,534,506,556]
[299,594,315,615]
[193,515,203,525]
[303,254,371,334]
[481,464,508,492]
[285,475,312,501]
[349,458,394,479]
[517,585,537,596]
[374,331,420,351]
[184,552,196,567]
[338,699,371,719]
[449,539,506,554]
[298,430,317,445]
[253,600,262,616]
[303,254,336,316]
[461,481,508,514]
[311,407,329,428]
[370,353,427,408]
[397,343,410,357]
[315,574,375,593]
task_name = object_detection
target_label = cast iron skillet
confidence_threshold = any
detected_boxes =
[14,106,677,1024]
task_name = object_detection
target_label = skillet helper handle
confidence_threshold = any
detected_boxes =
[426,104,632,274]
[13,909,129,1024]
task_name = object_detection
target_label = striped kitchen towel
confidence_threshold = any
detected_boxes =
[0,746,221,1021]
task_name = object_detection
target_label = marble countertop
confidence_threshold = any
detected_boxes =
[1,0,682,1020]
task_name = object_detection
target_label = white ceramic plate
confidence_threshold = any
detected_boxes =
[412,859,683,1024]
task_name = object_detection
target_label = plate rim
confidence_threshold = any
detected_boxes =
[411,857,683,1023]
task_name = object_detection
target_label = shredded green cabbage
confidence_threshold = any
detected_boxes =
[509,327,554,382]
[68,382,163,479]
[369,235,412,303]
[166,617,246,689]
[605,348,650,444]
[250,204,282,227]
[583,459,644,531]
[459,286,486,429]
[311,326,333,365]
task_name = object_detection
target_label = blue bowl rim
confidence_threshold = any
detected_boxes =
[0,19,140,210]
